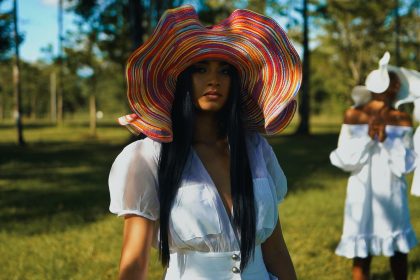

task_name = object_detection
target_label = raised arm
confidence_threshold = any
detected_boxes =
[119,215,155,280]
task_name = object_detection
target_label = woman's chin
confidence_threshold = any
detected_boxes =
[196,103,226,113]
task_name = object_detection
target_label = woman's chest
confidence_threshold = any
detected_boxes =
[168,150,279,251]
[193,146,232,213]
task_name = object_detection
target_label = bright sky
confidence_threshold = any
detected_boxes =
[3,0,76,62]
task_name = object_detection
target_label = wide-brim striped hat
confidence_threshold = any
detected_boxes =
[119,5,302,142]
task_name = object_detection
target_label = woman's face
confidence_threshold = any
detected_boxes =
[191,60,232,112]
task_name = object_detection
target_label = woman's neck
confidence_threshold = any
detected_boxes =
[193,112,226,146]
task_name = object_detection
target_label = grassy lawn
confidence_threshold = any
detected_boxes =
[1,115,420,280]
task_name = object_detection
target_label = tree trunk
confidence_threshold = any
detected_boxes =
[417,1,420,70]
[50,71,57,123]
[13,0,25,146]
[128,0,144,50]
[89,94,96,136]
[395,0,401,66]
[57,0,64,124]
[296,0,310,135]
[0,89,3,121]
[31,93,36,120]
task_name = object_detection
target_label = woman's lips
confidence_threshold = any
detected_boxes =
[203,91,222,100]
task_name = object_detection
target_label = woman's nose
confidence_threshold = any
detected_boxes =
[207,70,220,86]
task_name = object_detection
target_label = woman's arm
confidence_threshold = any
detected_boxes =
[119,215,155,280]
[262,219,297,280]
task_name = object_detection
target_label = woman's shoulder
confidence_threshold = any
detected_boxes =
[343,107,369,125]
[116,137,162,163]
[385,109,413,127]
[246,131,269,149]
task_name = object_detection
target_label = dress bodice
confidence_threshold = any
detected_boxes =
[109,133,287,253]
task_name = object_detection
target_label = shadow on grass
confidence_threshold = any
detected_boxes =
[0,122,57,129]
[0,140,131,235]
[269,132,346,193]
[0,121,121,130]
[0,132,343,235]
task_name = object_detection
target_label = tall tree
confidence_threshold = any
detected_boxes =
[12,0,24,146]
[398,0,420,69]
[296,0,310,135]
[0,0,13,121]
[128,0,144,50]
[395,0,401,66]
[69,0,148,70]
[317,1,396,86]
[57,0,64,124]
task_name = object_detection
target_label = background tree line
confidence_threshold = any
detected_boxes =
[0,0,419,136]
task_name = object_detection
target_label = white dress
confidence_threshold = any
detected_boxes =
[108,133,286,279]
[330,124,417,258]
[411,127,420,196]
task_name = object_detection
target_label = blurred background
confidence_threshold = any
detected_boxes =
[0,0,419,279]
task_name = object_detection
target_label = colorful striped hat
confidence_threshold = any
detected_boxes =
[119,5,302,142]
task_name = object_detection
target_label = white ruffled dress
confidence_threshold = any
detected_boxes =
[330,124,418,258]
[411,127,420,196]
[108,133,285,279]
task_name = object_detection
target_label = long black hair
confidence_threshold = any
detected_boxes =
[157,64,255,270]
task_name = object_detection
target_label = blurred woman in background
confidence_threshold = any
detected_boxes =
[330,70,417,280]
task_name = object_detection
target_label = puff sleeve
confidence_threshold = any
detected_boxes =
[260,136,287,204]
[381,127,416,177]
[411,127,420,196]
[108,138,161,220]
[330,124,373,172]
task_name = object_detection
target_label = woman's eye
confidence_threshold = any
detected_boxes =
[221,68,231,75]
[193,66,206,73]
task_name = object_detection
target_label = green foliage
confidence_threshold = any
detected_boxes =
[1,118,420,279]
[317,0,396,85]
[0,0,14,58]
[398,0,420,69]
[0,59,13,119]
[2,1,420,125]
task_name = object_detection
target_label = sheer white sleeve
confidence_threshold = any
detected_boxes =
[261,137,287,204]
[330,124,373,172]
[108,138,161,220]
[381,127,416,177]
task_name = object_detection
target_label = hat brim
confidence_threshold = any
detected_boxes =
[123,5,302,142]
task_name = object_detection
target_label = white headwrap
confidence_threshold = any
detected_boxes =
[351,85,371,107]
[365,51,420,108]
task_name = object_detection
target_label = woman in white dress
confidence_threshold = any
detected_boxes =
[108,5,302,280]
[330,72,417,280]
[411,99,420,196]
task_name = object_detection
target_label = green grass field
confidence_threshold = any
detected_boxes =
[1,115,420,280]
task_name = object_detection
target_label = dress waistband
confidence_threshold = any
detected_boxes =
[165,245,275,280]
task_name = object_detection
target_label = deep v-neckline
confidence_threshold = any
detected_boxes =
[191,148,241,247]
[191,148,234,219]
